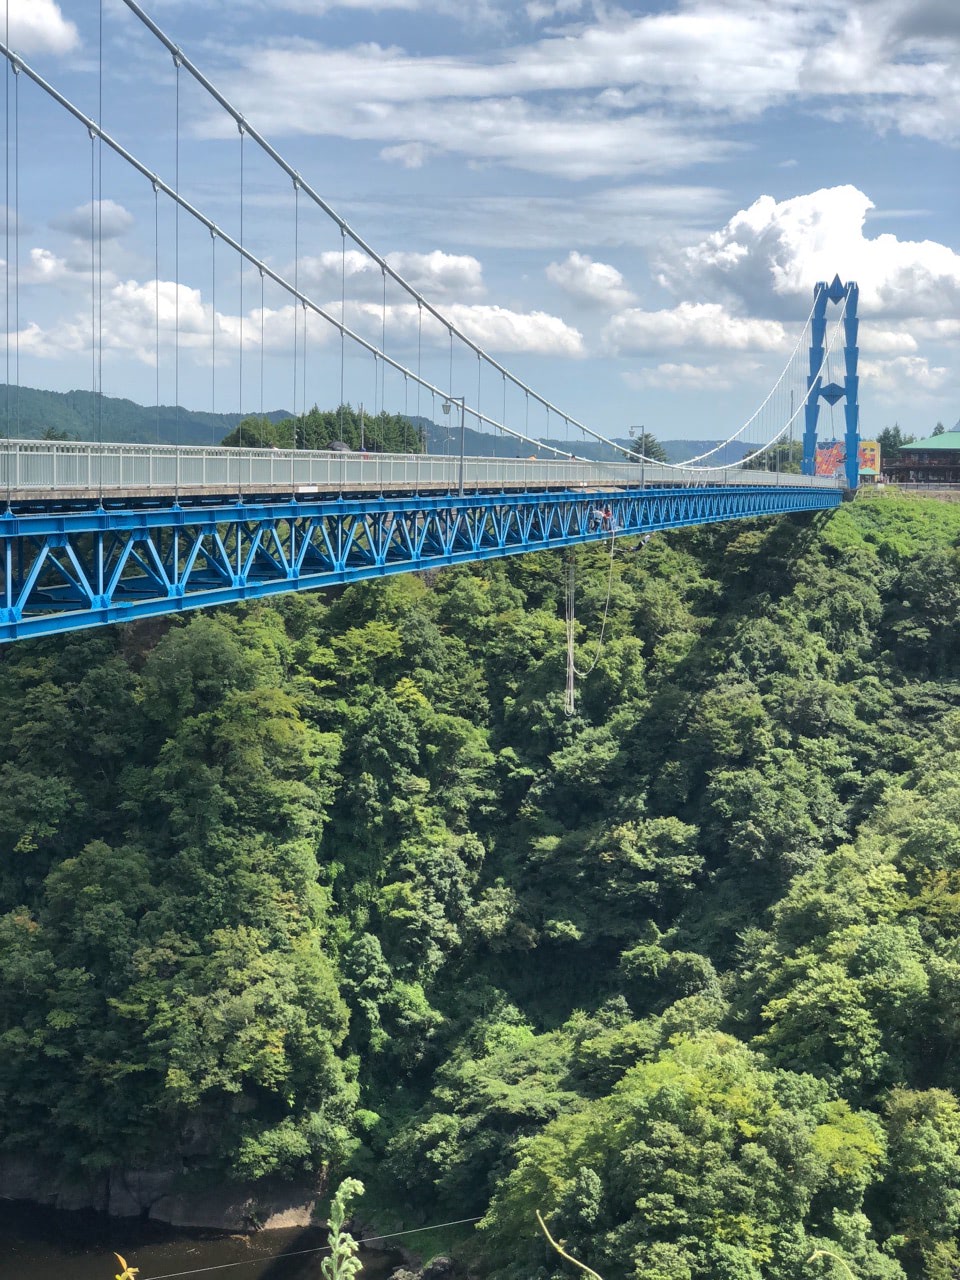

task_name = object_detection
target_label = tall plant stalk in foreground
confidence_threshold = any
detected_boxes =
[322,1177,366,1280]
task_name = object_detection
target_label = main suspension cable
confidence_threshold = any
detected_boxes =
[115,0,822,472]
[0,35,840,475]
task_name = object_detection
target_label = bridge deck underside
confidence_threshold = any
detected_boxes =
[0,485,842,642]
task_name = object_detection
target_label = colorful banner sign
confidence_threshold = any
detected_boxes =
[815,440,879,476]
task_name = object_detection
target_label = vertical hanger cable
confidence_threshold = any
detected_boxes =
[416,302,422,449]
[153,179,159,442]
[89,132,96,440]
[174,53,180,450]
[238,122,244,429]
[292,177,299,437]
[12,44,18,436]
[210,227,216,437]
[97,0,103,455]
[4,0,8,452]
[301,300,307,432]
[380,264,386,442]
[338,224,345,439]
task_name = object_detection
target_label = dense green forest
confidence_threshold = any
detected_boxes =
[2,493,960,1280]
[220,404,423,453]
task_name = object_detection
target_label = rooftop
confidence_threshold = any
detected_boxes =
[902,431,960,452]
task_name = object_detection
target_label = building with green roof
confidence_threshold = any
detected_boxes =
[884,429,960,485]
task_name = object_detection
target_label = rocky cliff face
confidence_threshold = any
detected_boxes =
[0,1155,318,1230]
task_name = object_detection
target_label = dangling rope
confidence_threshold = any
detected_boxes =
[259,265,265,420]
[564,553,576,716]
[565,522,644,717]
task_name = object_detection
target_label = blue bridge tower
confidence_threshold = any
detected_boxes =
[802,277,860,490]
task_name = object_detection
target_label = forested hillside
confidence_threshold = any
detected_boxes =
[0,383,291,445]
[2,494,960,1280]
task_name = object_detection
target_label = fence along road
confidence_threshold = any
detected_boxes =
[0,439,841,506]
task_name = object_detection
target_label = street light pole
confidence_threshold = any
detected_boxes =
[443,395,466,496]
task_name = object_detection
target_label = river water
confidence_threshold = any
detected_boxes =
[0,1201,402,1280]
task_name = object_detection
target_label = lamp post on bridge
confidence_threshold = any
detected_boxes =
[442,395,466,497]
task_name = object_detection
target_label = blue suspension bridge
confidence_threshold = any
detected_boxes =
[0,4,859,644]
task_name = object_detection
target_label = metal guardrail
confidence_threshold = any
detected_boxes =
[0,439,842,498]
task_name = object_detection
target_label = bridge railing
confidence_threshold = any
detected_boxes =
[0,438,842,498]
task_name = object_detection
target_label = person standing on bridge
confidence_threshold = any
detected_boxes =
[602,504,613,532]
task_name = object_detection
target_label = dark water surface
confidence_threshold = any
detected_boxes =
[0,1201,401,1280]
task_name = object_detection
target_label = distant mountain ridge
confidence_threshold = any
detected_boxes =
[0,383,751,463]
[422,419,753,465]
[0,384,291,447]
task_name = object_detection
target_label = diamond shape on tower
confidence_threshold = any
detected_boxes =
[819,382,846,404]
[826,275,846,303]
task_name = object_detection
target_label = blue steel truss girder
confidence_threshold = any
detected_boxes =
[0,485,841,642]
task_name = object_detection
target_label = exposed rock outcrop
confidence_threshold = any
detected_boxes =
[0,1155,318,1230]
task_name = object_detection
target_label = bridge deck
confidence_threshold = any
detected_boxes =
[0,441,843,642]
[0,439,840,507]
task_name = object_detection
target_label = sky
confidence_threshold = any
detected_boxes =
[1,0,959,445]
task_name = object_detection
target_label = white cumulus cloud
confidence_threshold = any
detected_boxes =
[200,0,960,178]
[662,186,960,322]
[380,142,431,169]
[51,200,135,242]
[387,250,485,300]
[859,355,951,392]
[8,0,78,55]
[298,248,485,302]
[546,251,635,310]
[445,303,583,355]
[860,328,919,355]
[623,362,735,391]
[604,302,786,354]
[17,274,327,370]
[344,300,583,356]
[23,247,69,284]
